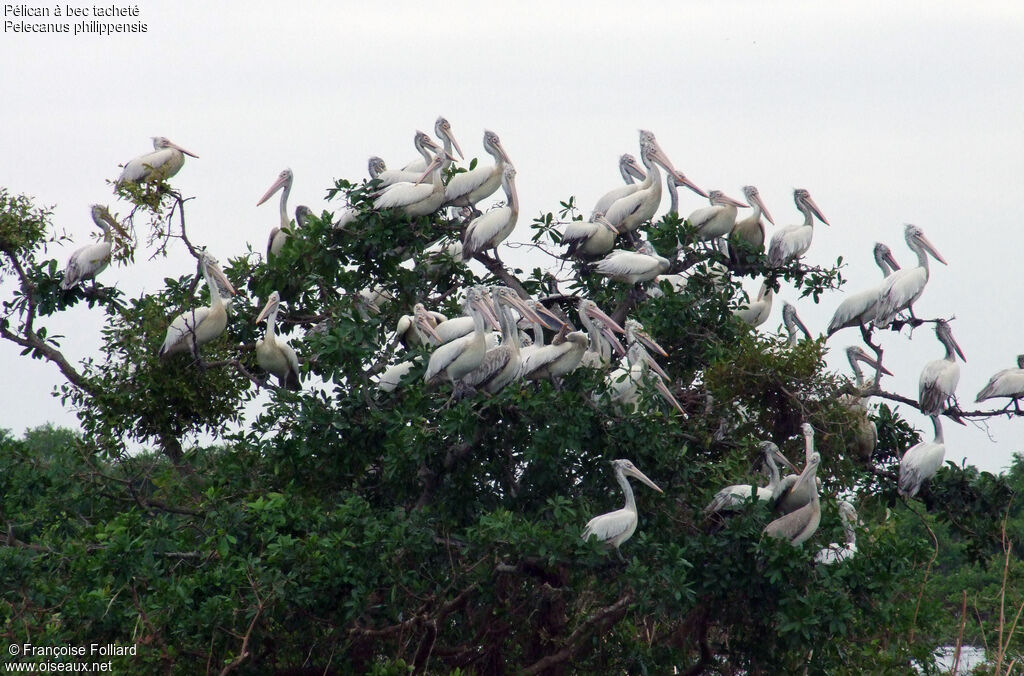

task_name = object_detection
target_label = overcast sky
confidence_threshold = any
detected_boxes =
[2,1,1023,472]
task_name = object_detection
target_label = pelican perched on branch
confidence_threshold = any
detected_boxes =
[976,355,1024,411]
[814,500,858,565]
[395,304,446,348]
[704,442,797,515]
[827,243,901,336]
[767,189,829,267]
[605,342,683,415]
[403,117,464,173]
[843,346,893,461]
[423,287,499,388]
[61,205,129,290]
[898,415,945,499]
[257,168,294,257]
[560,212,620,261]
[873,224,947,328]
[592,154,647,214]
[686,190,748,244]
[733,281,773,327]
[462,166,519,261]
[594,240,670,284]
[118,136,198,184]
[728,185,774,269]
[158,251,236,359]
[774,423,819,516]
[764,451,821,545]
[254,291,301,390]
[782,302,811,346]
[576,299,626,370]
[374,151,451,218]
[582,459,663,551]
[444,130,513,209]
[375,132,443,187]
[918,319,965,416]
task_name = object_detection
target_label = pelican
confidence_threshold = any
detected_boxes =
[826,243,901,336]
[814,500,858,565]
[444,130,513,209]
[733,281,773,327]
[118,136,198,184]
[782,301,811,346]
[521,328,590,382]
[402,117,464,173]
[158,251,236,358]
[461,287,551,394]
[368,156,387,180]
[773,423,819,516]
[764,451,821,545]
[375,360,418,393]
[704,442,798,514]
[257,169,294,257]
[61,205,129,290]
[395,304,446,348]
[843,346,893,461]
[605,342,683,415]
[728,185,774,269]
[374,151,451,218]
[976,355,1024,411]
[462,165,519,261]
[576,299,627,370]
[374,132,443,188]
[873,225,947,328]
[254,291,301,390]
[898,415,945,499]
[592,153,647,214]
[561,212,620,261]
[605,131,705,234]
[581,459,663,551]
[918,320,966,416]
[767,189,829,267]
[594,240,670,284]
[423,287,499,387]
[686,190,749,244]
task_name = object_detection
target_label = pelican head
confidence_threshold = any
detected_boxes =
[368,156,387,179]
[255,290,282,324]
[434,117,464,159]
[257,168,293,206]
[782,301,810,338]
[838,499,858,525]
[708,190,748,208]
[620,154,646,182]
[90,204,130,239]
[904,224,947,265]
[483,130,511,164]
[625,318,667,357]
[578,298,626,354]
[935,319,966,362]
[295,206,314,228]
[846,345,893,376]
[873,242,901,272]
[801,422,815,439]
[414,130,442,155]
[153,136,199,158]
[200,251,237,297]
[611,459,663,493]
[742,185,774,224]
[794,189,829,225]
[760,440,798,473]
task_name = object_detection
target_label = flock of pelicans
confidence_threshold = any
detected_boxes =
[55,122,1024,561]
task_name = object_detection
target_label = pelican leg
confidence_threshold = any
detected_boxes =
[1015,398,1022,415]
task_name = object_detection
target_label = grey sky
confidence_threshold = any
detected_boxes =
[2,1,1022,471]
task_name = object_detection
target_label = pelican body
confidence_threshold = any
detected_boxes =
[764,450,821,545]
[462,165,519,260]
[976,355,1024,408]
[376,132,443,187]
[728,185,774,268]
[592,153,647,214]
[704,442,797,514]
[423,288,498,386]
[159,252,236,358]
[898,415,945,499]
[827,243,901,336]
[782,301,811,346]
[767,189,829,267]
[594,240,670,284]
[61,205,128,290]
[257,168,294,257]
[773,423,819,516]
[733,281,774,327]
[814,500,858,565]
[844,346,893,461]
[561,212,620,261]
[255,291,301,390]
[918,320,965,416]
[687,190,748,243]
[374,151,450,217]
[582,459,663,550]
[118,136,198,184]
[873,224,947,327]
[444,130,512,208]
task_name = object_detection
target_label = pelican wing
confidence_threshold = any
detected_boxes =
[444,166,491,203]
[461,345,513,389]
[686,204,723,231]
[560,219,600,247]
[582,507,636,547]
[918,360,959,415]
[375,169,424,187]
[977,369,1024,401]
[593,183,640,215]
[764,498,820,545]
[374,182,435,210]
[593,252,661,282]
[704,484,764,514]
[767,225,812,266]
[375,360,416,392]
[62,241,112,289]
[281,342,301,390]
[874,268,927,326]
[827,285,885,335]
[603,191,644,228]
[898,441,945,498]
[159,306,213,357]
[463,207,514,259]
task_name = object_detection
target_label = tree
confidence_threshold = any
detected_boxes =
[0,150,1018,673]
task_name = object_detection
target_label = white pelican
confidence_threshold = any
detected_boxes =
[605,342,683,415]
[395,304,446,348]
[704,442,798,514]
[118,136,198,184]
[576,299,626,370]
[843,346,893,461]
[918,319,966,416]
[873,225,947,328]
[774,423,819,516]
[898,415,945,499]
[764,451,821,546]
[814,500,858,565]
[976,355,1024,411]
[158,251,236,358]
[254,291,301,390]
[561,212,620,261]
[605,131,705,234]
[375,132,443,187]
[592,154,647,215]
[767,189,829,267]
[462,165,519,261]
[257,168,294,257]
[61,205,129,290]
[444,130,513,209]
[782,301,811,346]
[728,186,774,269]
[582,459,663,551]
[686,190,749,244]
[521,328,590,382]
[733,281,773,327]
[402,117,464,173]
[374,151,451,218]
[423,287,499,387]
[461,287,549,394]
[826,242,901,336]
[375,360,417,393]
[594,240,670,284]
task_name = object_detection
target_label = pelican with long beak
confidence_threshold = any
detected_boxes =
[918,319,966,416]
[374,150,452,217]
[767,189,829,267]
[827,243,901,336]
[764,451,821,545]
[118,136,198,184]
[873,224,947,328]
[159,251,236,359]
[257,168,294,257]
[582,459,663,552]
[444,130,513,209]
[402,117,464,173]
[843,346,893,461]
[424,287,500,389]
[61,205,130,290]
[704,442,798,514]
[728,185,774,270]
[686,190,749,244]
[255,291,301,390]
